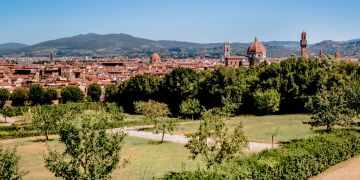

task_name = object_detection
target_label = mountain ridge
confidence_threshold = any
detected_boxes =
[1,33,359,58]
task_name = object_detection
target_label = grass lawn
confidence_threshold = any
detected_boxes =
[1,136,201,180]
[0,114,318,179]
[174,114,316,143]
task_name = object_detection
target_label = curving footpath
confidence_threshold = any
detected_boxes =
[311,155,360,180]
[110,126,277,152]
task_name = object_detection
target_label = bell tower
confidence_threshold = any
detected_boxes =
[224,42,230,58]
[319,48,324,59]
[300,32,309,58]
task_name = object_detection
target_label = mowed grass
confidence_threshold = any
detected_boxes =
[0,114,316,179]
[1,136,201,180]
[175,114,315,143]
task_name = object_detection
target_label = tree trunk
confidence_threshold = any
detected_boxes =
[326,124,331,132]
[161,131,165,142]
[271,135,274,148]
[45,130,49,140]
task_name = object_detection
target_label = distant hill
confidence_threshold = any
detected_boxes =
[1,33,359,58]
[0,43,28,49]
[310,39,360,58]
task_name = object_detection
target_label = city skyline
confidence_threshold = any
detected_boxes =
[0,0,360,44]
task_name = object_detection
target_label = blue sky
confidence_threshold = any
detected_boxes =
[0,0,359,44]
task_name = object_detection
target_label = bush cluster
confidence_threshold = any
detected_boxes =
[166,130,360,179]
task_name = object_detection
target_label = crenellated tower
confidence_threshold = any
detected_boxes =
[300,32,309,58]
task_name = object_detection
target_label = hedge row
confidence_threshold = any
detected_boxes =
[166,130,360,180]
[0,119,152,140]
[0,125,37,132]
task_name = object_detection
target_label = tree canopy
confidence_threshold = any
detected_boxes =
[60,86,84,103]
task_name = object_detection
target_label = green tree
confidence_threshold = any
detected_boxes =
[179,98,203,120]
[0,146,24,179]
[185,109,248,169]
[306,87,355,131]
[0,106,16,123]
[32,105,66,140]
[104,84,118,103]
[253,88,281,114]
[10,88,29,107]
[29,84,45,105]
[0,88,10,108]
[198,66,245,113]
[161,67,200,115]
[43,88,58,104]
[117,74,160,112]
[134,100,177,142]
[87,83,102,102]
[60,86,84,103]
[346,79,360,116]
[44,111,127,179]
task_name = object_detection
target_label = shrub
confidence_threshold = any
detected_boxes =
[0,146,25,179]
[166,130,360,179]
[253,88,281,114]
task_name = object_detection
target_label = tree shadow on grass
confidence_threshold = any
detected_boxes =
[31,138,57,143]
[147,140,167,145]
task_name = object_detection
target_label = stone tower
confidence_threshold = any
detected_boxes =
[50,51,54,63]
[50,49,56,65]
[224,42,231,58]
[300,32,309,58]
[335,51,341,60]
[319,48,324,59]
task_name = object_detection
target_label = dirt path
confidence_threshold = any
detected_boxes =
[111,127,277,152]
[311,155,360,180]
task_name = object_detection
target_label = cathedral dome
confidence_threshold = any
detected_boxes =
[150,53,161,61]
[247,37,266,54]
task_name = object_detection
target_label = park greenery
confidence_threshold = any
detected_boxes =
[114,58,360,119]
[0,57,360,179]
[134,100,178,142]
[87,83,102,102]
[0,88,10,108]
[44,110,127,180]
[10,88,28,107]
[185,109,248,169]
[179,98,203,120]
[0,146,24,179]
[166,130,360,179]
[60,85,84,103]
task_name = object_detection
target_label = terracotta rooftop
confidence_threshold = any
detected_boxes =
[150,53,161,61]
[247,37,266,54]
